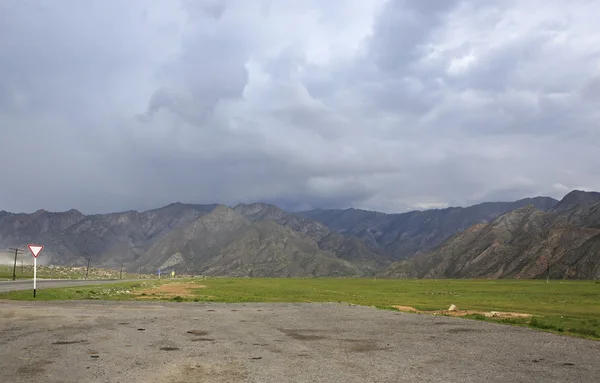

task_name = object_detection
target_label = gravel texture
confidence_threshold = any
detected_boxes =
[1,300,599,382]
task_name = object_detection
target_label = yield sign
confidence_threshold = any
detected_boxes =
[28,244,44,258]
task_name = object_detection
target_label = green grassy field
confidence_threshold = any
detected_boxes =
[0,278,598,340]
[0,264,146,280]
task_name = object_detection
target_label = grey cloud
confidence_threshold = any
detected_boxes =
[581,76,600,101]
[183,0,228,19]
[1,0,599,215]
[369,0,459,70]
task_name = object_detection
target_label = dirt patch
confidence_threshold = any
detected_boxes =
[187,330,209,336]
[392,305,533,319]
[160,346,180,351]
[447,328,481,333]
[394,305,421,313]
[343,339,390,353]
[134,283,206,299]
[16,359,53,375]
[279,328,327,341]
[52,339,88,345]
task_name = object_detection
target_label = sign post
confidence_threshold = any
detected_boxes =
[27,244,43,298]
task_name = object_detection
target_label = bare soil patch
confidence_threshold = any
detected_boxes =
[187,330,209,336]
[278,328,327,341]
[134,283,206,299]
[52,339,88,345]
[392,305,533,319]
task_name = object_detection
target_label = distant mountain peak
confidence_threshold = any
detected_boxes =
[562,189,600,200]
[144,202,219,215]
[233,202,287,219]
[201,204,237,217]
[234,202,279,210]
[552,190,600,212]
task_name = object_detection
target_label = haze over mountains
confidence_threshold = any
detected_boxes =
[1,191,599,279]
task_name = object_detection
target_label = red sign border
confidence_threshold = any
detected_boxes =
[27,244,44,258]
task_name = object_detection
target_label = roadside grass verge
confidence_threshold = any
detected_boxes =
[0,264,142,280]
[0,277,598,340]
[0,280,165,300]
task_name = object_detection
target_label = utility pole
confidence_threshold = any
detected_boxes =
[546,258,550,283]
[85,258,91,279]
[9,248,24,281]
[120,264,123,280]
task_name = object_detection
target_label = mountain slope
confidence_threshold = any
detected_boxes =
[131,205,251,273]
[0,203,219,266]
[378,193,600,280]
[133,206,364,277]
[0,202,383,275]
[2,192,597,279]
[201,220,363,277]
[0,209,87,264]
[64,202,220,266]
[550,190,600,212]
[299,197,559,259]
[234,203,392,272]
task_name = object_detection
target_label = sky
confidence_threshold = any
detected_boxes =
[1,0,599,214]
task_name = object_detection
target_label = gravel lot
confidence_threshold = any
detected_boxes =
[1,300,598,382]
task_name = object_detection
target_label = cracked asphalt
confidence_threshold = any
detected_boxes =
[1,300,598,382]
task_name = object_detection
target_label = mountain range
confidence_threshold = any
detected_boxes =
[1,191,598,279]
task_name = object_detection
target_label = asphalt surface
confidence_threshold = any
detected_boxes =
[0,301,598,382]
[0,279,140,293]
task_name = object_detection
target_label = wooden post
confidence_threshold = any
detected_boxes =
[9,248,23,281]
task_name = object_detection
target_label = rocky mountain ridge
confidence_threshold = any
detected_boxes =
[377,191,600,279]
[1,191,598,278]
[298,196,559,259]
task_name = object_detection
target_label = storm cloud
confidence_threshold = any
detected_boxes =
[1,0,599,214]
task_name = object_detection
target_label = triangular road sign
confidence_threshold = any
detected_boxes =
[28,244,44,258]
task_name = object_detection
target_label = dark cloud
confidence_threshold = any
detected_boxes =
[0,0,599,214]
[369,0,460,72]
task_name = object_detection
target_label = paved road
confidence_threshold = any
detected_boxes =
[0,279,139,293]
[0,301,598,383]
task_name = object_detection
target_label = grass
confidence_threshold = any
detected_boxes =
[0,277,598,340]
[0,264,146,281]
